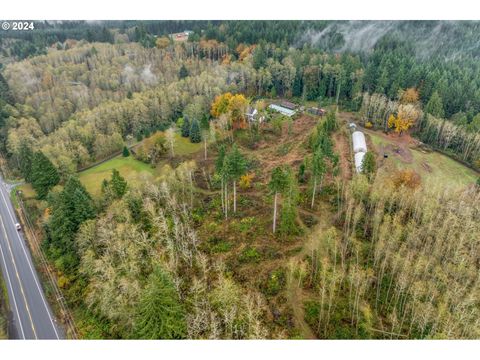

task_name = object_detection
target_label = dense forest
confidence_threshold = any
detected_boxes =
[0,21,479,339]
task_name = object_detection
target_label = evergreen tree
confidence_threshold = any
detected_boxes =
[189,119,202,143]
[122,146,130,157]
[324,111,338,134]
[215,144,226,174]
[110,169,128,199]
[134,266,187,339]
[181,117,190,138]
[425,91,445,118]
[18,142,34,182]
[362,151,376,180]
[223,144,247,214]
[30,152,60,199]
[46,176,95,273]
[298,162,306,183]
[252,43,267,70]
[278,168,300,236]
[178,64,189,79]
[215,144,227,217]
[310,148,326,209]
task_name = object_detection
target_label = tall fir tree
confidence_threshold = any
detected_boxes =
[362,151,376,180]
[189,119,202,143]
[425,91,445,118]
[30,151,60,199]
[110,169,128,199]
[310,147,326,209]
[181,117,190,138]
[46,176,95,273]
[223,144,247,213]
[18,142,34,182]
[178,64,189,79]
[134,266,186,339]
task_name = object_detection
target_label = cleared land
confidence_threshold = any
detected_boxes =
[79,156,157,196]
[80,132,203,196]
[365,129,479,190]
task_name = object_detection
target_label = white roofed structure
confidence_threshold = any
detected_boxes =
[269,104,296,117]
[354,152,366,173]
[352,131,367,153]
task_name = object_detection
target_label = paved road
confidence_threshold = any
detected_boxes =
[0,176,63,339]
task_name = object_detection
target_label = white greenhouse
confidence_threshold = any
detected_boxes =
[352,131,367,153]
[354,152,366,173]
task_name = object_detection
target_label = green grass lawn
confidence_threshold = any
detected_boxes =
[79,156,157,196]
[368,132,479,190]
[172,132,203,156]
[79,133,203,196]
[16,133,203,199]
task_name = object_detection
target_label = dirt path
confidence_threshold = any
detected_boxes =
[333,131,352,181]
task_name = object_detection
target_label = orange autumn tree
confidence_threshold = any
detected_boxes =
[391,169,421,189]
[399,87,420,104]
[210,92,248,129]
[211,92,233,118]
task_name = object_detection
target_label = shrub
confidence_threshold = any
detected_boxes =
[303,300,320,329]
[239,173,255,189]
[235,216,256,233]
[265,268,286,296]
[239,247,261,263]
[207,237,232,253]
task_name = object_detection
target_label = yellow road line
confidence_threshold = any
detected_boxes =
[0,210,37,339]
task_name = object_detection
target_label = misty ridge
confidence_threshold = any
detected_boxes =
[297,20,480,59]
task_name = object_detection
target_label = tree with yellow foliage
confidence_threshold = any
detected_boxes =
[210,92,233,118]
[391,169,421,189]
[210,93,248,129]
[387,114,411,135]
[399,87,419,104]
[155,37,171,50]
[239,172,254,190]
[227,94,248,129]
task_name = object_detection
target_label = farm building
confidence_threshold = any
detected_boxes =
[352,131,367,153]
[169,30,193,42]
[269,104,296,117]
[307,107,326,116]
[354,152,366,173]
[280,100,297,110]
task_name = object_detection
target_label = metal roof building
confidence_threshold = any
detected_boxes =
[268,104,296,117]
[352,131,367,154]
[354,152,366,173]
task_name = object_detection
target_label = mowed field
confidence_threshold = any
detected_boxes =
[366,129,479,190]
[79,156,157,196]
[18,132,204,198]
[80,132,203,196]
